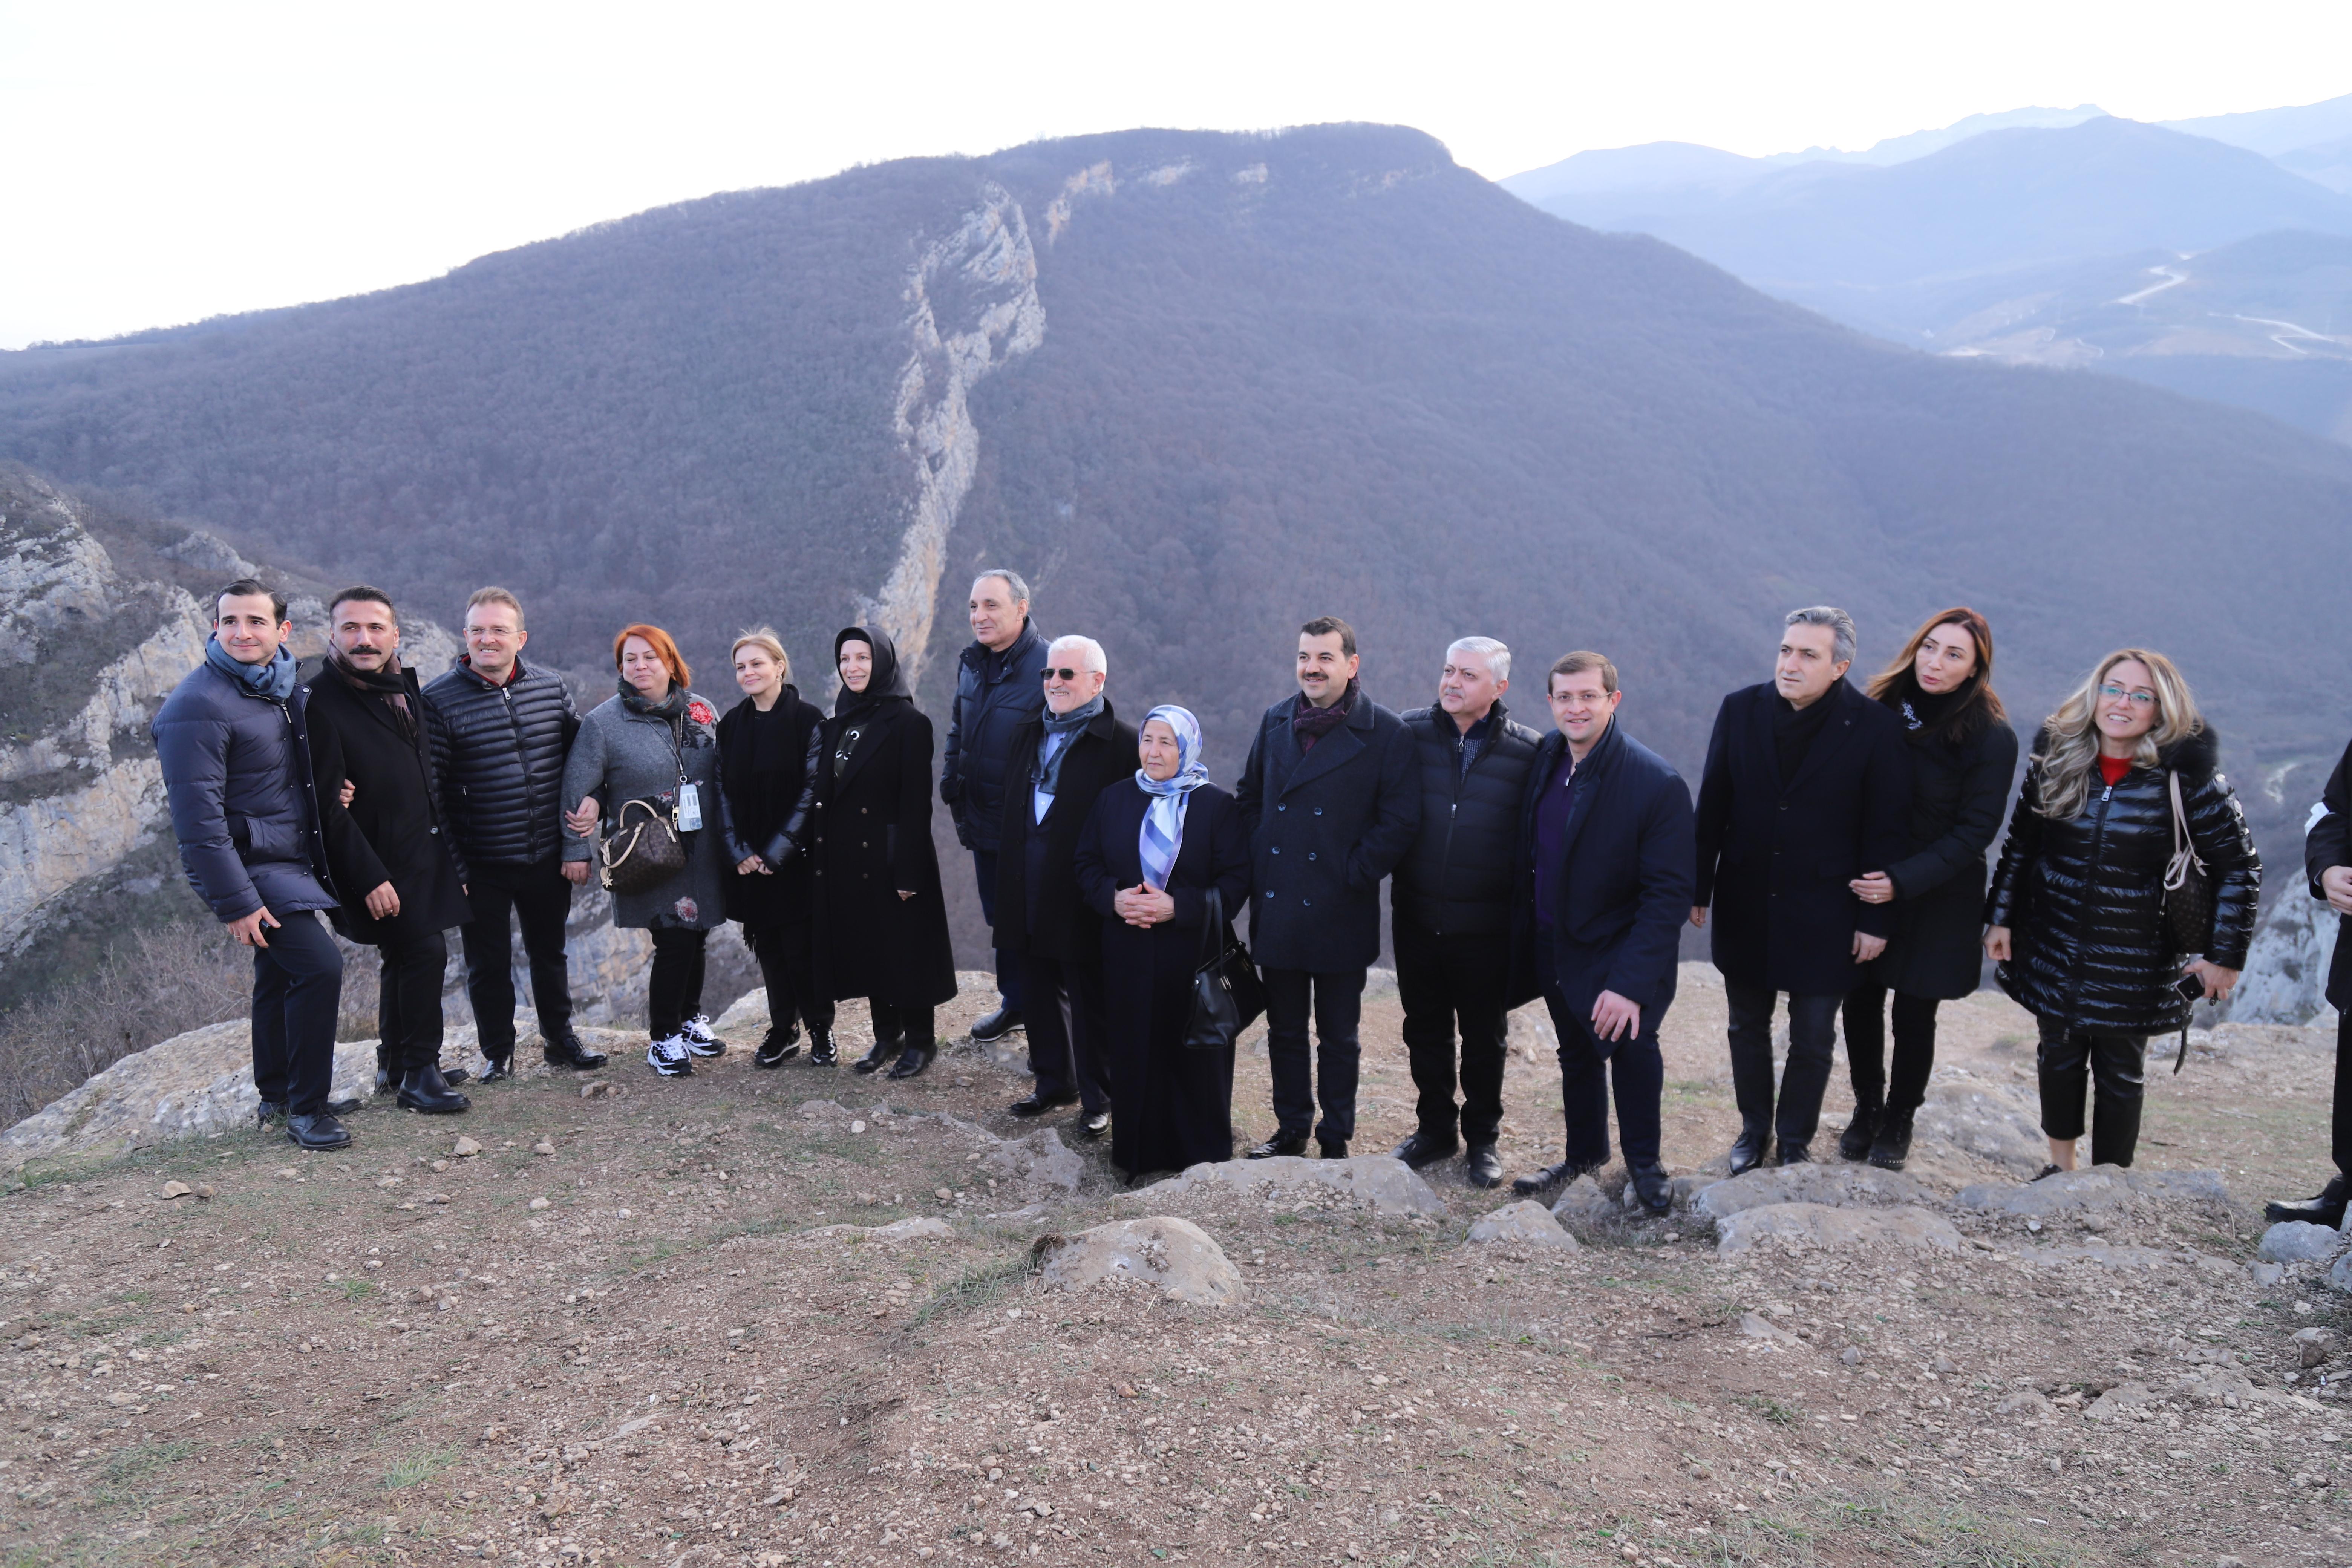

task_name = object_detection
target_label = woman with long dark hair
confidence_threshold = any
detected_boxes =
[1985,650,2259,1174]
[1836,609,2018,1169]
[1075,705,1252,1181]
[810,626,957,1079]
[717,629,833,1068]
[561,624,730,1078]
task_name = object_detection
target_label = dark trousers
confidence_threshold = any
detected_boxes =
[648,927,708,1042]
[871,1001,936,1049]
[2036,1016,2147,1167]
[1026,954,1110,1113]
[1842,983,1940,1116]
[459,858,573,1057]
[252,911,342,1115]
[971,850,1026,1014]
[377,931,448,1074]
[1724,979,1842,1148]
[1263,967,1366,1145]
[747,921,832,1037]
[1542,988,1664,1172]
[2337,1011,2352,1175]
[1393,917,1510,1146]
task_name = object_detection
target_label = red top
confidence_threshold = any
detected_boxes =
[2097,754,2132,787]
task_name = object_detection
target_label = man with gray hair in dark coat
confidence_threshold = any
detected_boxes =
[152,579,352,1151]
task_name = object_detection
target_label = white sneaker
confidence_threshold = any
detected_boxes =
[680,1014,726,1058]
[646,1034,695,1078]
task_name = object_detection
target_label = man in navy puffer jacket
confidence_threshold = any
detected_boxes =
[152,579,351,1151]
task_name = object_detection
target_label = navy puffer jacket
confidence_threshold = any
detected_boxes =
[1391,701,1544,935]
[940,621,1048,854]
[151,659,338,922]
[423,657,579,868]
[1986,725,2260,1034]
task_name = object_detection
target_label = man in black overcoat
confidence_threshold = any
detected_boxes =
[306,588,476,1115]
[1506,652,1695,1212]
[1390,636,1542,1188]
[2267,738,2352,1226]
[1693,608,1911,1171]
[994,635,1138,1139]
[1235,616,1421,1159]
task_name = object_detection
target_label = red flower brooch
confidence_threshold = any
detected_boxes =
[687,699,717,727]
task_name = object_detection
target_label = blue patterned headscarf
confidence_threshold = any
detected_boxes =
[1135,705,1209,889]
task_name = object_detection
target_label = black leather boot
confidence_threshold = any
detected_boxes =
[851,1035,900,1076]
[1389,1130,1459,1169]
[478,1055,514,1083]
[884,1040,935,1080]
[1837,1099,1882,1162]
[397,1063,471,1115]
[2267,1173,2350,1227]
[1867,1109,1915,1171]
[544,1029,608,1070]
[1464,1144,1503,1188]
[1510,1159,1588,1197]
[1776,1141,1813,1166]
[1629,1163,1672,1214]
[1727,1123,1771,1176]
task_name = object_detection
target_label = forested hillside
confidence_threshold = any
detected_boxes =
[2,121,2350,818]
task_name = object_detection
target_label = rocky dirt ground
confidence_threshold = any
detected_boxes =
[3,966,2349,1568]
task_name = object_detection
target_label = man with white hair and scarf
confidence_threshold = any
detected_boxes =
[993,634,1136,1139]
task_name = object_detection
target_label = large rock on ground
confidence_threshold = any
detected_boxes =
[1034,1216,1244,1305]
[2260,1221,2344,1264]
[1551,1174,1620,1227]
[1952,1167,2229,1219]
[1689,1164,1938,1223]
[1910,1071,2050,1177]
[1714,1202,1962,1258]
[1145,1155,1444,1217]
[1466,1200,1579,1249]
[933,1115,1085,1192]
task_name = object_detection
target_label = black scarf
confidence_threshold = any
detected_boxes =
[1897,685,1958,733]
[329,647,416,738]
[1772,683,1839,786]
[831,626,914,724]
[1293,678,1359,753]
[719,686,808,844]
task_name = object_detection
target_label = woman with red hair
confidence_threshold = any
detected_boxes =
[561,624,731,1078]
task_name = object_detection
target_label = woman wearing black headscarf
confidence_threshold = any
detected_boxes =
[810,626,957,1078]
[717,629,832,1067]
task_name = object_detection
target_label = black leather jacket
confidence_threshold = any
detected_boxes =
[422,657,580,869]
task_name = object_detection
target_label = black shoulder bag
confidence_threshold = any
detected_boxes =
[1184,887,1268,1053]
[2161,769,2217,1074]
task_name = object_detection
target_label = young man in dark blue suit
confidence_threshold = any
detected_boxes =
[1693,608,1911,1172]
[1507,652,1695,1212]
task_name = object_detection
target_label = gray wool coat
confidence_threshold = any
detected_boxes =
[560,689,729,931]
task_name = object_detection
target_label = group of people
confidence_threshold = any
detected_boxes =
[155,571,2285,1209]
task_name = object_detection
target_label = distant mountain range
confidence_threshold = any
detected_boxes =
[1505,96,2352,443]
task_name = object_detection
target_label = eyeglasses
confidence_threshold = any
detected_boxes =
[2097,683,2156,707]
[1043,668,1088,683]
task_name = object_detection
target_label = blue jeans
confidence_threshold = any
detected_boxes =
[1263,967,1366,1145]
[252,911,343,1114]
[971,850,1026,1014]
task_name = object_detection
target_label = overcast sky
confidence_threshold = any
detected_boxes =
[4,0,2348,349]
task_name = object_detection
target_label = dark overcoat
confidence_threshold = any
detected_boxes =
[150,655,338,922]
[303,663,473,944]
[1693,679,1913,995]
[1986,725,2259,1034]
[1864,712,2020,1000]
[993,702,1139,966]
[2308,735,2352,1011]
[1506,720,1697,1041]
[1075,779,1253,1177]
[716,687,825,930]
[811,700,959,1008]
[1233,690,1421,972]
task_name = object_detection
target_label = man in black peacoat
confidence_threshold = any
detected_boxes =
[305,590,475,1116]
[1234,617,1421,1158]
[2269,737,2352,1226]
[993,639,1137,1138]
[1693,609,1910,1170]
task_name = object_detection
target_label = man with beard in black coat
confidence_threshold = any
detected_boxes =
[1694,608,1911,1172]
[306,588,476,1115]
[995,635,1138,1139]
[1236,615,1421,1159]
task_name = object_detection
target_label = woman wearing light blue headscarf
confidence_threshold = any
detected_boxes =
[1075,705,1254,1180]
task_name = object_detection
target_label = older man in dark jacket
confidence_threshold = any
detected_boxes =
[152,580,351,1152]
[1236,616,1421,1159]
[993,636,1137,1139]
[1390,637,1542,1187]
[307,587,474,1116]
[942,569,1050,1044]
[423,586,603,1079]
[1694,608,1911,1172]
[1507,652,1695,1212]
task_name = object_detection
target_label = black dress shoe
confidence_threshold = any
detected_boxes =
[1073,1110,1110,1142]
[2266,1173,2350,1227]
[374,1067,394,1094]
[1727,1124,1771,1176]
[885,1041,935,1080]
[1866,1110,1914,1171]
[1389,1130,1459,1169]
[1511,1159,1586,1197]
[1009,1090,1079,1118]
[1837,1104,1880,1162]
[1247,1135,1308,1159]
[808,1031,837,1067]
[753,1028,799,1069]
[970,1006,1023,1043]
[545,1030,609,1071]
[442,1065,472,1087]
[1776,1141,1812,1166]
[1629,1163,1672,1214]
[397,1064,471,1115]
[1465,1144,1503,1188]
[1319,1139,1349,1160]
[478,1057,514,1084]
[851,1040,899,1075]
[256,1099,289,1128]
[326,1096,363,1116]
[286,1112,351,1151]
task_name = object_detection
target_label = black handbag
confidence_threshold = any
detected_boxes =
[2162,770,2216,956]
[599,796,686,895]
[1184,887,1267,1053]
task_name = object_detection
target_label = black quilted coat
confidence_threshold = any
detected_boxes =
[1985,725,2259,1034]
[422,657,580,869]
